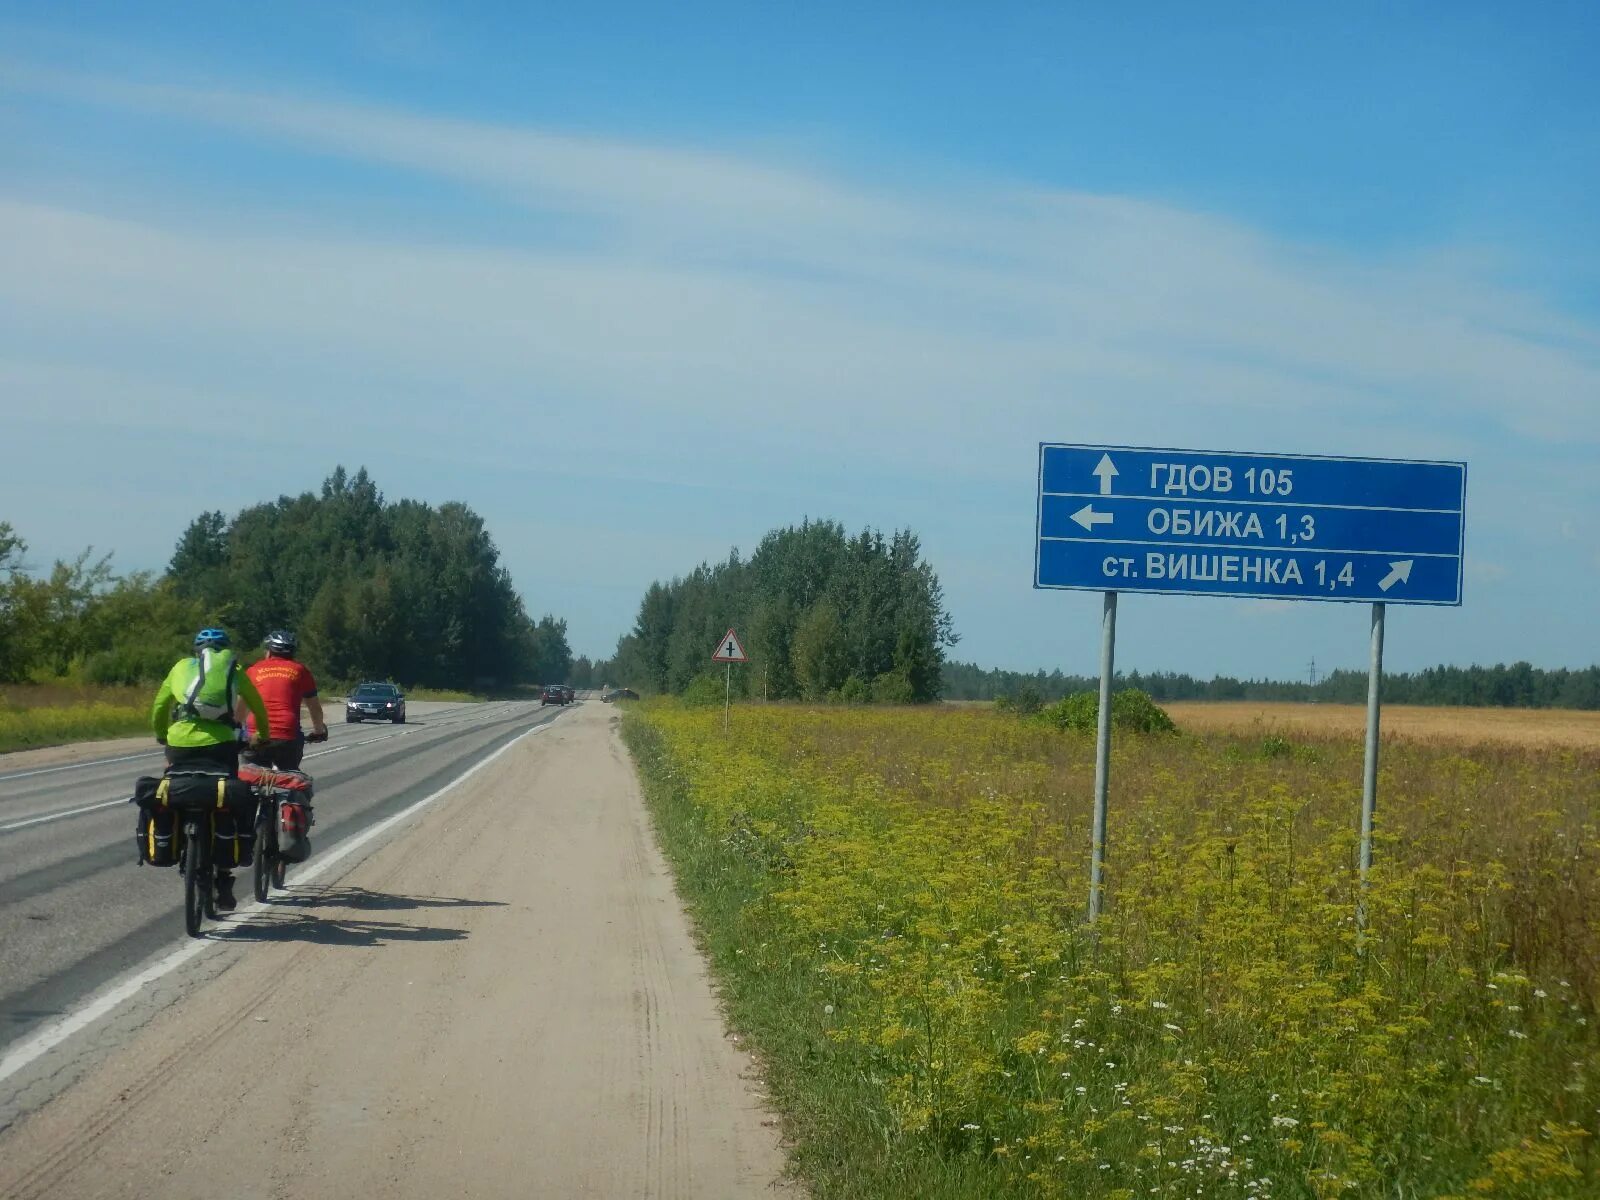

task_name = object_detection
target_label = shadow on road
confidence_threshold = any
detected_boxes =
[271,885,506,912]
[214,913,469,948]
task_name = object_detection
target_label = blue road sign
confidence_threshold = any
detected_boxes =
[1035,444,1466,605]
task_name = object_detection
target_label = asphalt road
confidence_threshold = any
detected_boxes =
[0,701,796,1199]
[0,699,564,1104]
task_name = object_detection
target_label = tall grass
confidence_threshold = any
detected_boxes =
[0,683,149,753]
[627,704,1600,1199]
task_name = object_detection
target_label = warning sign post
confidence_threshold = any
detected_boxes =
[711,628,748,730]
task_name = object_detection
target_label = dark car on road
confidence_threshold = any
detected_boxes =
[540,685,569,706]
[346,682,406,724]
[602,688,639,703]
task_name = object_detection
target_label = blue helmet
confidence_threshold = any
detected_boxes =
[194,627,230,650]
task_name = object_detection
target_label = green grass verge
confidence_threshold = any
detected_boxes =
[403,687,484,702]
[0,702,149,754]
[622,712,1006,1200]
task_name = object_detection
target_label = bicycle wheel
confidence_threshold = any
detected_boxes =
[253,816,272,903]
[201,813,218,920]
[183,820,205,938]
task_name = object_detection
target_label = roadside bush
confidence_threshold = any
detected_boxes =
[1031,687,1176,735]
[837,675,871,705]
[79,638,191,686]
[680,672,727,708]
[1257,733,1320,762]
[994,683,1045,715]
[871,670,918,705]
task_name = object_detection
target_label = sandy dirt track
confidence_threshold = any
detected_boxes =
[0,703,797,1199]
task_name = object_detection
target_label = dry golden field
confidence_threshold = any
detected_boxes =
[1165,700,1600,749]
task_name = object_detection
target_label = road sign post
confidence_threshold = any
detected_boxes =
[1088,590,1117,924]
[711,628,749,733]
[1358,601,1386,937]
[1035,444,1465,925]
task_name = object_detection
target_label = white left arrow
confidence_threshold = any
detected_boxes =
[1378,560,1414,592]
[1071,503,1114,531]
[1092,453,1119,495]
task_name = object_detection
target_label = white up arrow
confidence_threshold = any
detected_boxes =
[1071,503,1114,531]
[1378,560,1414,592]
[1092,453,1119,496]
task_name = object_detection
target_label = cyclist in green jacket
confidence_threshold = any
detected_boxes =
[150,627,271,910]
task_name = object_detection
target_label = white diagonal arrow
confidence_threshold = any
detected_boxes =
[1092,453,1119,496]
[1378,560,1414,592]
[1071,503,1114,531]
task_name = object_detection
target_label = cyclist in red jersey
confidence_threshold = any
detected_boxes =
[243,630,328,769]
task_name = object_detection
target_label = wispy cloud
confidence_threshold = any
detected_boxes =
[1,61,1596,666]
[6,65,1600,464]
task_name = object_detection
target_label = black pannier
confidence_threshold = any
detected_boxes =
[134,797,178,866]
[132,773,257,868]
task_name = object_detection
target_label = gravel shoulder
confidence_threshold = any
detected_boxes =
[0,702,796,1199]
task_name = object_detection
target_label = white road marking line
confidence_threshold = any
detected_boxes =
[0,709,525,834]
[0,798,128,834]
[0,750,162,782]
[0,719,553,1088]
[0,701,501,783]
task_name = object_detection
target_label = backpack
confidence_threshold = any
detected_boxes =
[174,648,240,724]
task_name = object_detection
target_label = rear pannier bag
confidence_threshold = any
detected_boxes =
[238,763,314,800]
[132,772,257,868]
[277,799,312,864]
[135,803,178,866]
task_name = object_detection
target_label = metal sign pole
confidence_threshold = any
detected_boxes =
[1357,601,1386,935]
[724,661,732,733]
[1088,590,1118,924]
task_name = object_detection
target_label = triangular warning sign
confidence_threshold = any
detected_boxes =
[711,627,748,663]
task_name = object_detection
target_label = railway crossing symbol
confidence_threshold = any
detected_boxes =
[1035,443,1468,930]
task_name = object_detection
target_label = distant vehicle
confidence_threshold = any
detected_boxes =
[346,682,406,724]
[602,688,639,703]
[541,685,570,706]
[561,685,577,703]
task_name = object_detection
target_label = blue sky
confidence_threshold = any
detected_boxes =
[2,2,1597,675]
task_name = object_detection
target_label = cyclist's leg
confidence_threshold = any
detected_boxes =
[274,735,306,771]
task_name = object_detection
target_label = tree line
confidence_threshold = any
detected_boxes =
[609,519,957,702]
[1,467,570,691]
[942,660,1600,710]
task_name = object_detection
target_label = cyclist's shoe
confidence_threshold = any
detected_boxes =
[215,873,238,911]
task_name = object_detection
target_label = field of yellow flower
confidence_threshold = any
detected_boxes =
[625,702,1600,1199]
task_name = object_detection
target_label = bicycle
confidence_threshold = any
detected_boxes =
[160,777,243,939]
[179,806,216,937]
[242,732,327,903]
